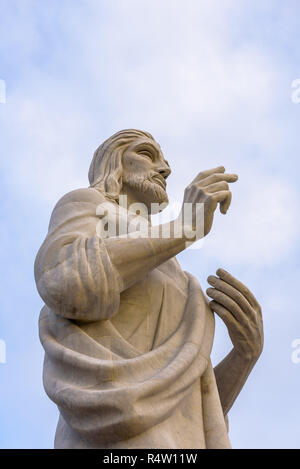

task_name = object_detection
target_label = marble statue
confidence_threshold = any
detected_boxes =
[34,129,263,449]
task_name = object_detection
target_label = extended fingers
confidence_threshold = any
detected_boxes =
[206,287,249,325]
[209,300,241,331]
[207,275,253,315]
[200,173,237,212]
[190,169,237,215]
[199,173,238,187]
[191,166,225,184]
[216,268,261,311]
[205,181,229,193]
[212,190,232,214]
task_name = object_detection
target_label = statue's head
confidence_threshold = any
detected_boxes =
[88,129,171,213]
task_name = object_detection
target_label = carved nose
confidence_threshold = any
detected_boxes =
[158,164,171,180]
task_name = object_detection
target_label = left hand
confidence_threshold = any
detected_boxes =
[206,268,263,362]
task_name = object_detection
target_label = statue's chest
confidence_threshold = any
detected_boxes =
[110,257,189,353]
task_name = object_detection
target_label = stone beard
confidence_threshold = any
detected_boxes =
[35,129,263,449]
[122,171,169,205]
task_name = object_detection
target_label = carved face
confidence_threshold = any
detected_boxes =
[121,137,171,213]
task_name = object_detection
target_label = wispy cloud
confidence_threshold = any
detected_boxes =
[1,0,300,448]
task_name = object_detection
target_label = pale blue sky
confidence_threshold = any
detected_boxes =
[0,0,300,448]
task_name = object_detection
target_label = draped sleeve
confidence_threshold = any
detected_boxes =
[34,188,121,322]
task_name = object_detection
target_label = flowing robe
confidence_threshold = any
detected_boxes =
[35,187,231,449]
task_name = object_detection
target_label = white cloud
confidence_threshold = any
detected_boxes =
[1,0,299,255]
[1,0,300,450]
[203,169,299,265]
[153,167,299,266]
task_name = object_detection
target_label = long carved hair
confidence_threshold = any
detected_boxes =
[88,129,155,202]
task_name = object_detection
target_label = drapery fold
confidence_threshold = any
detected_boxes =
[36,187,231,449]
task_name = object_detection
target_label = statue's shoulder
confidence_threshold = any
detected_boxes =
[48,188,110,232]
[53,187,107,211]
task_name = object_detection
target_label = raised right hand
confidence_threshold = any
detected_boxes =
[179,166,238,239]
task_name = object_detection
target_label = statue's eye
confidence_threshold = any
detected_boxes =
[138,149,153,160]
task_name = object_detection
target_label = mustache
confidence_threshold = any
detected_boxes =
[122,172,168,201]
[124,171,166,187]
[123,171,165,186]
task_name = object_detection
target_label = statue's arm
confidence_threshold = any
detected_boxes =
[34,188,188,322]
[35,166,237,322]
[206,268,263,415]
[104,166,238,291]
[34,189,122,322]
[103,226,188,291]
[213,349,258,416]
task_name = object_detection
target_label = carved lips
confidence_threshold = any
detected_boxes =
[152,174,167,190]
